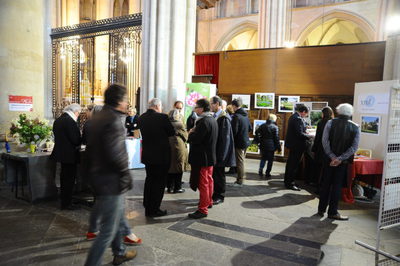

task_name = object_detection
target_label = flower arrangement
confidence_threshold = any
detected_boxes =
[10,114,53,148]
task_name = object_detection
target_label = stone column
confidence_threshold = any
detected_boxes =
[140,0,196,113]
[383,1,400,80]
[258,0,292,48]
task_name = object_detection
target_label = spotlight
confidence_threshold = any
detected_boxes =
[284,41,295,48]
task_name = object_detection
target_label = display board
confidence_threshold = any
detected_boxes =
[184,83,216,121]
[353,80,394,160]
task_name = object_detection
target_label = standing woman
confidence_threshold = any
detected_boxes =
[167,109,189,193]
[311,106,334,189]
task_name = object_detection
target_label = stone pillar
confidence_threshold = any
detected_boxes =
[258,0,292,48]
[383,1,400,80]
[140,0,196,113]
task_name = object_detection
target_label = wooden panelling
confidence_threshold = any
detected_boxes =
[218,42,385,96]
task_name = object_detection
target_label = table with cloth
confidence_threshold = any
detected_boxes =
[1,152,58,203]
[342,157,384,203]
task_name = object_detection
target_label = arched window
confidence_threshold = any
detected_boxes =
[121,0,129,16]
[80,0,96,23]
[113,0,121,17]
[113,0,129,17]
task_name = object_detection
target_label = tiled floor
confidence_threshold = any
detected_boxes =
[0,159,399,265]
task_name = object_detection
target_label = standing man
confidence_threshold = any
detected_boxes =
[210,96,235,205]
[284,104,310,191]
[85,84,136,266]
[138,98,175,217]
[51,103,82,210]
[188,99,218,218]
[231,98,252,186]
[254,114,281,178]
[318,103,360,220]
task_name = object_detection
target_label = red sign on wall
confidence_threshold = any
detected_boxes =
[8,95,33,111]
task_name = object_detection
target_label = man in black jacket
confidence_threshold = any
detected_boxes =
[138,98,175,217]
[51,103,82,210]
[210,96,235,204]
[188,98,218,218]
[284,104,310,191]
[318,103,360,221]
[231,98,252,186]
[85,84,136,266]
[254,114,281,178]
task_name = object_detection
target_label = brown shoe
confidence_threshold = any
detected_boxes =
[112,250,137,265]
[328,214,349,221]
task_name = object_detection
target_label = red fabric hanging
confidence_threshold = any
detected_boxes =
[194,54,219,86]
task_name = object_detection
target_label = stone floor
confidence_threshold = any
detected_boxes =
[0,159,399,266]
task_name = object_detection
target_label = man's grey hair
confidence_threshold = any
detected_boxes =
[222,100,227,108]
[148,98,162,108]
[336,103,353,117]
[63,103,82,113]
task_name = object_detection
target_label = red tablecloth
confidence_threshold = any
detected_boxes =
[342,158,384,203]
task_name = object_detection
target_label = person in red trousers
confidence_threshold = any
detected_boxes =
[187,99,218,219]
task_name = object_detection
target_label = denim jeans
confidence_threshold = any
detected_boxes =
[85,194,126,266]
[88,198,131,236]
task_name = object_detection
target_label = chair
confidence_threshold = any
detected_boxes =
[355,148,372,158]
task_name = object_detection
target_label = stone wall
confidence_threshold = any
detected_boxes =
[0,0,49,136]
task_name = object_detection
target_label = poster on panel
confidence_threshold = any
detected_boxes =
[184,83,216,121]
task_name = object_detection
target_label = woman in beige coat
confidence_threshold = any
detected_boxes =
[167,109,189,193]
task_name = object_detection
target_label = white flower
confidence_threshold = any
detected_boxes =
[34,135,40,140]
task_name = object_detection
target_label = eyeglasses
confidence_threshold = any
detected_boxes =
[194,106,200,109]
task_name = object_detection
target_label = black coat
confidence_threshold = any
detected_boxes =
[215,111,236,167]
[311,118,330,162]
[186,111,197,131]
[188,114,218,167]
[125,115,139,136]
[231,108,252,149]
[86,105,132,195]
[50,113,81,164]
[255,120,280,154]
[284,112,309,151]
[138,109,175,165]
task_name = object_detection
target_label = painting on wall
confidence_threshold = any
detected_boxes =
[232,94,251,110]
[253,120,265,135]
[361,115,380,135]
[247,138,260,154]
[310,111,323,127]
[278,96,300,112]
[255,93,275,109]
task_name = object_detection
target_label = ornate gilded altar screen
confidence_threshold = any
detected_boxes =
[50,14,142,118]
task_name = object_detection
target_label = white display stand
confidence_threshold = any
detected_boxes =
[353,80,395,159]
[125,138,145,169]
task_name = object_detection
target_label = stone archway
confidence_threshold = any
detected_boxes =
[296,10,375,46]
[214,21,258,51]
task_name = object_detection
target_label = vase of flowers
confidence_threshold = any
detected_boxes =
[10,114,53,153]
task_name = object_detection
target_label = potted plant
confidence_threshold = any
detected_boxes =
[10,114,53,153]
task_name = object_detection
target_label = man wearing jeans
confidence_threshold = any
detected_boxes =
[85,84,135,266]
[188,99,218,219]
[231,98,252,186]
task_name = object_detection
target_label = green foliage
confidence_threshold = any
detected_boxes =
[10,114,52,145]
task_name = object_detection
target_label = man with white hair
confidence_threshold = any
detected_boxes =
[138,98,175,217]
[318,103,360,221]
[51,103,82,210]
